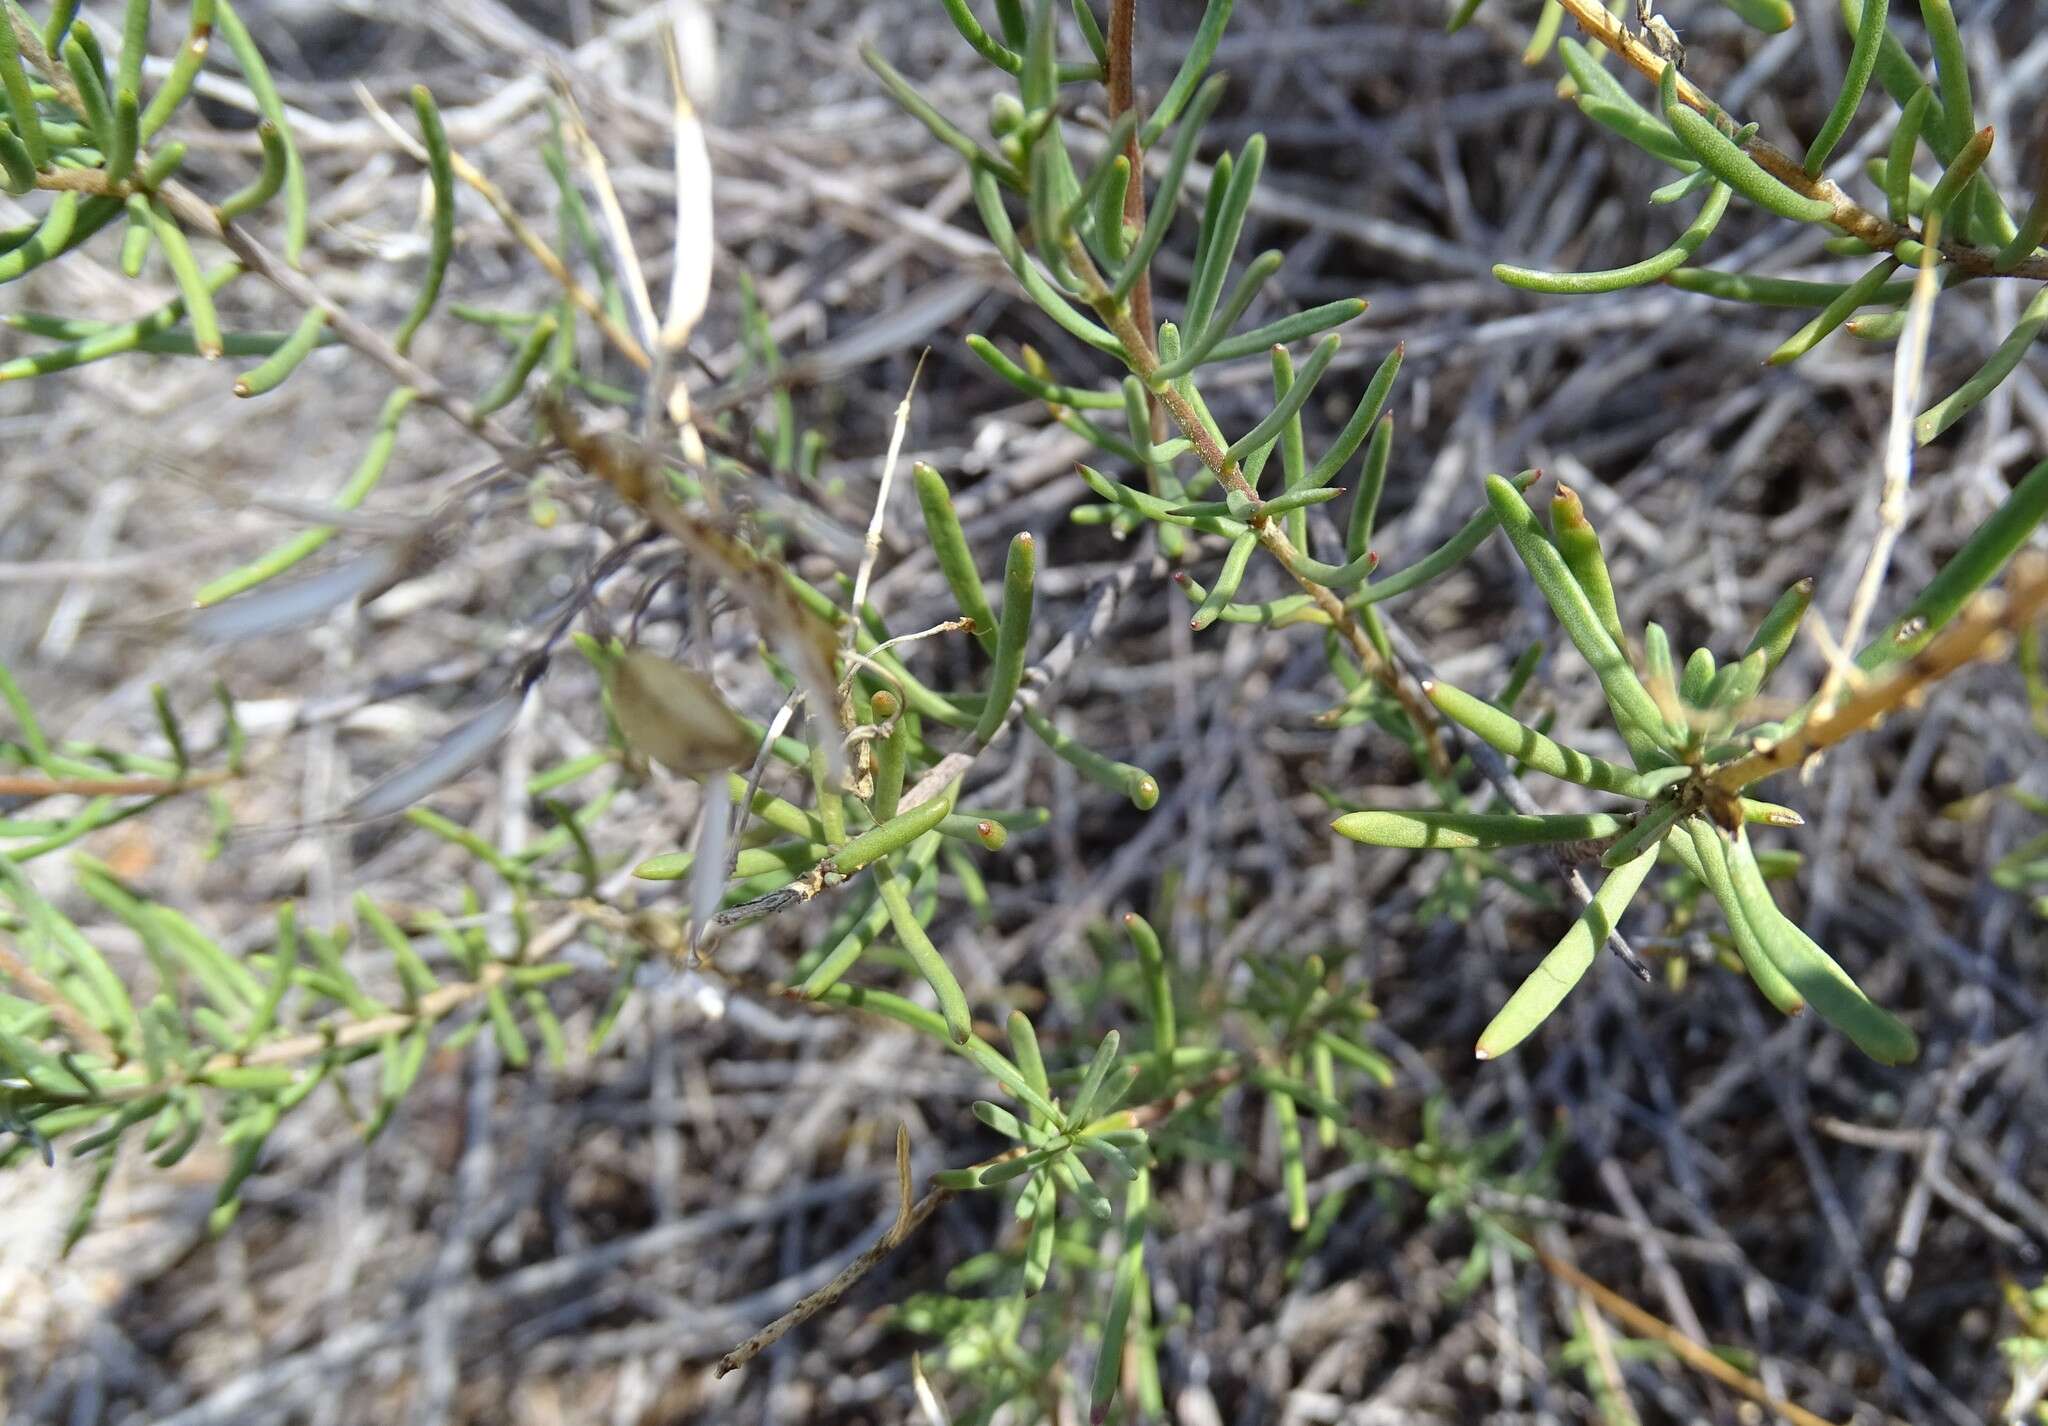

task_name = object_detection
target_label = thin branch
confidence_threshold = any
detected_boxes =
[352,80,652,372]
[1058,238,1449,772]
[1818,217,1943,711]
[2,8,531,461]
[1714,555,2048,792]
[0,934,119,1061]
[1523,1238,1846,1426]
[0,769,232,799]
[1105,0,1156,364]
[714,1063,1243,1377]
[1548,0,2048,281]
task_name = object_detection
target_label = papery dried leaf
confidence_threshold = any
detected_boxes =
[545,397,846,779]
[610,650,757,775]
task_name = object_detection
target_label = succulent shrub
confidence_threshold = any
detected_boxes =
[0,0,2044,1420]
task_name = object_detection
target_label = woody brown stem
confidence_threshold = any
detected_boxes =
[1106,0,1156,365]
[1712,556,2048,792]
[0,769,233,799]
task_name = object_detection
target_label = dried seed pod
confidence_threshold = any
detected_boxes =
[609,651,756,775]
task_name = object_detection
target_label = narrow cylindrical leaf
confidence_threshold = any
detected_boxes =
[914,463,999,652]
[1680,818,1805,1014]
[1666,103,1835,223]
[961,1034,1063,1122]
[472,311,557,414]
[1089,1166,1150,1422]
[233,305,329,397]
[1476,841,1659,1059]
[1058,111,1138,250]
[1679,646,1717,707]
[967,335,1122,408]
[1306,344,1402,493]
[1805,0,1889,173]
[1767,256,1901,365]
[0,15,50,167]
[1009,1008,1051,1113]
[1123,912,1176,1069]
[1915,287,2048,444]
[1574,91,1698,167]
[972,1099,1027,1140]
[63,33,115,153]
[1859,457,2048,669]
[1923,125,1994,228]
[1486,475,1667,762]
[142,202,221,359]
[1069,1030,1122,1126]
[1994,140,2048,272]
[1199,299,1366,365]
[974,533,1037,743]
[105,88,139,185]
[1720,0,1795,31]
[1884,86,1934,224]
[832,790,955,875]
[1598,799,1682,869]
[1153,248,1283,380]
[1185,136,1265,337]
[1350,467,1540,609]
[1222,334,1341,464]
[874,854,972,1044]
[392,86,455,354]
[1427,681,1659,797]
[1736,577,1818,676]
[1346,416,1393,560]
[213,0,306,260]
[1642,621,1676,693]
[937,0,1021,70]
[1549,484,1625,647]
[1139,0,1234,144]
[1191,532,1257,631]
[1116,75,1228,301]
[1726,828,1918,1061]
[0,126,34,193]
[1023,707,1158,809]
[863,44,1021,185]
[1650,167,1717,206]
[972,167,1121,355]
[1332,808,1628,849]
[1704,648,1768,712]
[1668,266,1914,307]
[1918,0,1975,156]
[1495,181,1732,293]
[1289,547,1376,590]
[868,691,906,823]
